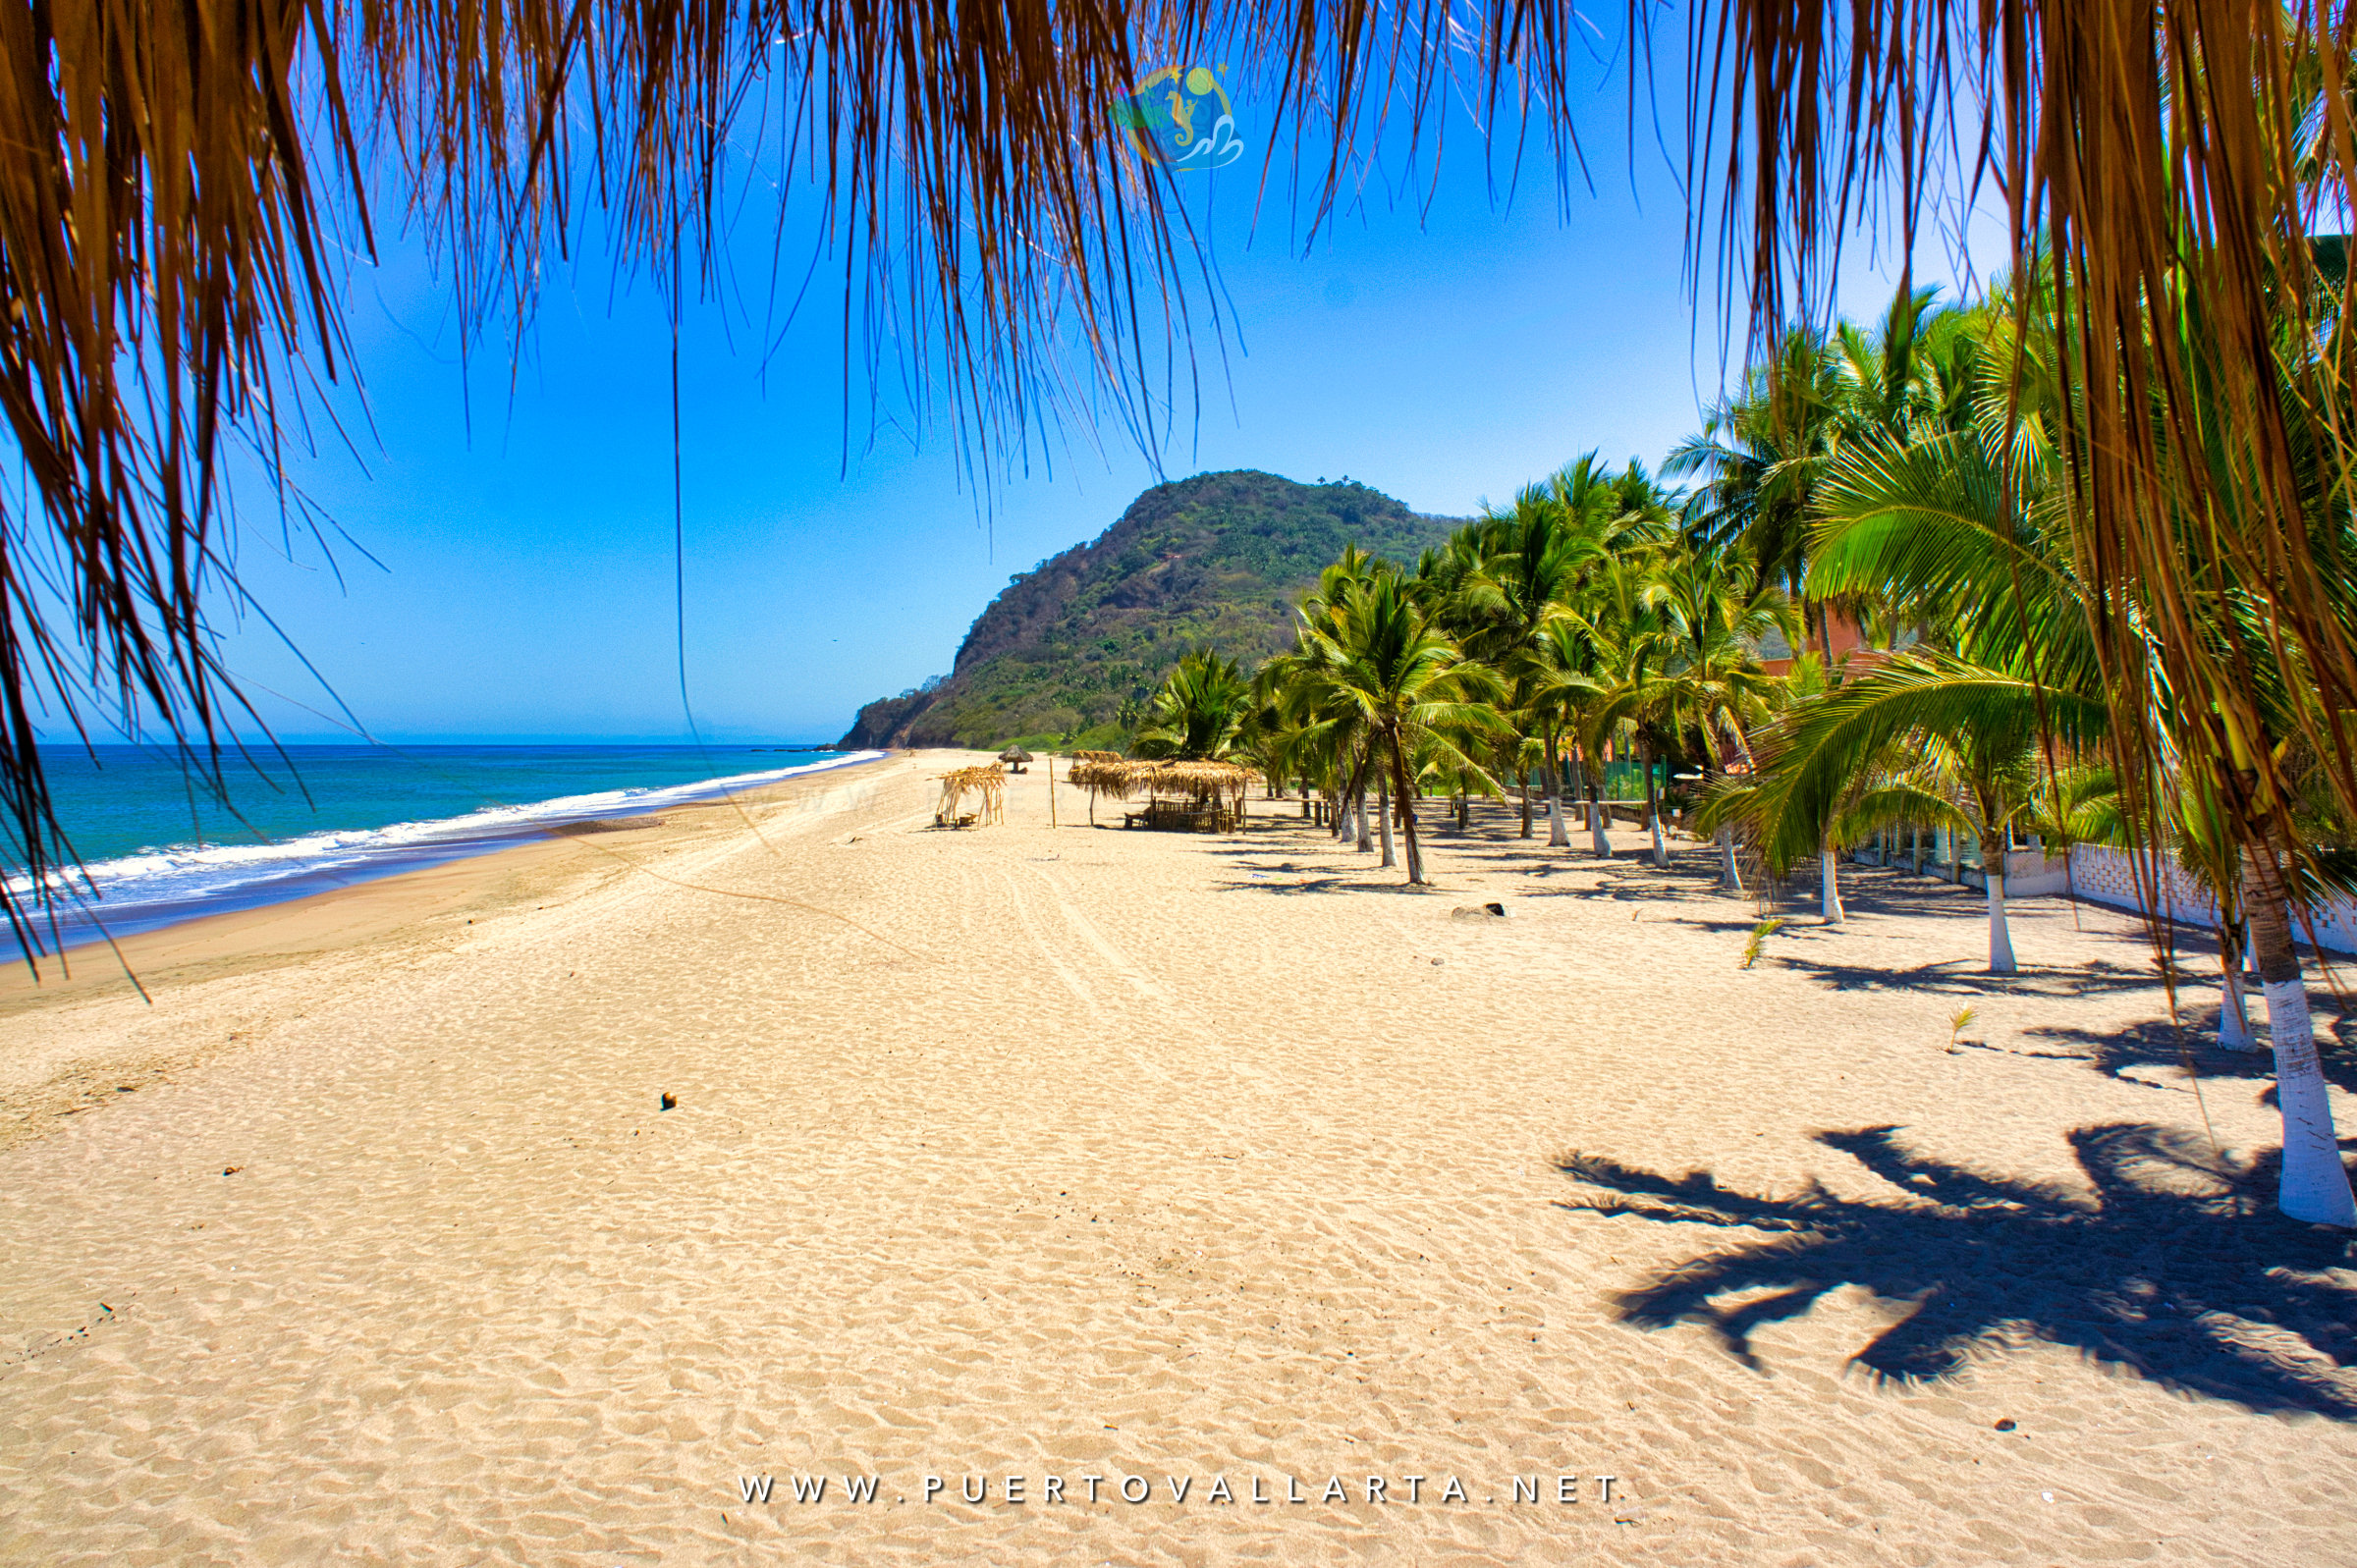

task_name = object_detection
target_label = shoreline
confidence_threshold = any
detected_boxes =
[6,748,894,983]
[0,750,913,1145]
[11,747,887,954]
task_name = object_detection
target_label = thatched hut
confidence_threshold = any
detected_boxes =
[1085,759,1259,833]
[935,763,1006,827]
[998,744,1033,774]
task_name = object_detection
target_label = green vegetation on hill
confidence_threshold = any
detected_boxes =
[839,470,1460,749]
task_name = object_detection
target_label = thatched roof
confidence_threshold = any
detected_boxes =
[1064,752,1127,790]
[999,745,1033,763]
[1072,759,1258,803]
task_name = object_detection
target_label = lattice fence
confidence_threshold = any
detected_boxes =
[2066,844,2357,955]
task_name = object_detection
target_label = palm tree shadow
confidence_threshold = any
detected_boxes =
[1770,952,2161,999]
[1555,1123,2357,1416]
[2013,1014,2357,1097]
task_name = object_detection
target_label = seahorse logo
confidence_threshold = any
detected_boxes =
[1116,64,1246,174]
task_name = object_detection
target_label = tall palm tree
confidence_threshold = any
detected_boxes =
[1290,576,1505,886]
[1575,554,1675,865]
[1645,530,1798,889]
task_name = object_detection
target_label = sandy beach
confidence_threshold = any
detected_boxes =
[1,749,2351,1565]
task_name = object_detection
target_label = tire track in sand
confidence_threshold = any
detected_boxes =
[996,867,1102,1019]
[1028,866,1174,1006]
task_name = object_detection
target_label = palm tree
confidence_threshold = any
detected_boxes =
[1645,528,1798,889]
[1131,651,1251,762]
[1576,554,1675,865]
[1515,619,1611,855]
[2040,765,2264,1052]
[1449,456,1643,844]
[1290,575,1505,886]
[1747,653,2107,973]
[1809,272,2357,1225]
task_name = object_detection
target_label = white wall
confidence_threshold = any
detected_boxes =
[1848,839,2357,955]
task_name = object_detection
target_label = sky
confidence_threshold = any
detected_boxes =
[176,55,1986,747]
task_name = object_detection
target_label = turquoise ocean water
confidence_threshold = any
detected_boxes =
[11,744,878,952]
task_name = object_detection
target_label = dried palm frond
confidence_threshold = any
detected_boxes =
[0,0,1586,963]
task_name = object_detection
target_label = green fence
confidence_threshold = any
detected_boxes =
[1589,760,1668,800]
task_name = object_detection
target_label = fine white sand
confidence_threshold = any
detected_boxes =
[1,751,2351,1565]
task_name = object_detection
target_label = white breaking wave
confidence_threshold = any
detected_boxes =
[10,751,885,924]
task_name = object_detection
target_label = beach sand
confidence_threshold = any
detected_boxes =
[1,750,2351,1565]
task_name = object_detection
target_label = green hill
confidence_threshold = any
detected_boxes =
[840,469,1462,749]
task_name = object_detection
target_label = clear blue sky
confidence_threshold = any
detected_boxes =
[197,66,1973,747]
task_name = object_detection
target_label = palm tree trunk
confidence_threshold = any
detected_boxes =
[1717,823,1743,891]
[1377,780,1397,867]
[1820,845,1847,924]
[1544,722,1569,848]
[1355,784,1373,853]
[2217,921,2257,1050]
[1643,745,1667,868]
[1589,778,1613,857]
[1333,750,1369,842]
[1389,735,1427,885]
[1456,791,1469,831]
[1519,758,1533,838]
[2241,842,2357,1225]
[1983,835,2015,973]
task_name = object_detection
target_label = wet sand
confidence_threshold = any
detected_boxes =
[1,750,2351,1565]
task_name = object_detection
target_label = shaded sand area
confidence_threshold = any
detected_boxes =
[2,750,2353,1565]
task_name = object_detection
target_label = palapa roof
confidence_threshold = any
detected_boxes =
[999,745,1033,762]
[1068,758,1258,801]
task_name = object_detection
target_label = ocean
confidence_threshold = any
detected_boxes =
[9,743,880,952]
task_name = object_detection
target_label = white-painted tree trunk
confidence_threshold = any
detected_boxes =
[1547,792,1569,848]
[1986,870,2016,974]
[1649,812,1668,868]
[2244,844,2357,1225]
[1589,799,1613,858]
[1377,783,1397,868]
[2260,977,2357,1225]
[1355,789,1373,854]
[1717,823,1743,891]
[1820,847,1845,924]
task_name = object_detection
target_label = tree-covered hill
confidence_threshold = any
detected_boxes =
[840,470,1461,749]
